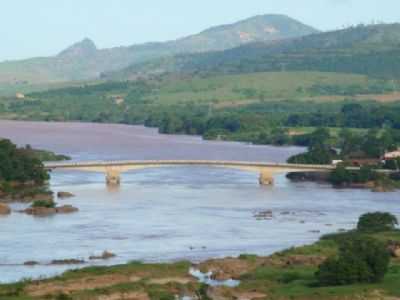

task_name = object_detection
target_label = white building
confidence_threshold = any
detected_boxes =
[384,150,400,160]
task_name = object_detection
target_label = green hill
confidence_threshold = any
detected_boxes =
[0,14,317,86]
[110,23,400,79]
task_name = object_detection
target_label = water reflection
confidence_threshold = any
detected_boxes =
[106,184,121,193]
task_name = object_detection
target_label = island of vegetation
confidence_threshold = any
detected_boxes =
[0,139,71,212]
[0,212,398,300]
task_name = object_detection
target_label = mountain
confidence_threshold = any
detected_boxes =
[58,38,98,58]
[120,23,400,78]
[109,23,400,79]
[0,15,318,85]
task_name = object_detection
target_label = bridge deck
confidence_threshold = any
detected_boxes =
[44,160,336,170]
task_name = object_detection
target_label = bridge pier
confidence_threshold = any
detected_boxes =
[259,169,274,186]
[106,168,121,186]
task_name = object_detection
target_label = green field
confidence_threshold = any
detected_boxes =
[0,80,104,97]
[0,71,394,105]
[145,72,372,105]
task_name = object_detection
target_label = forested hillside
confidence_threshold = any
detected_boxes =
[111,23,400,79]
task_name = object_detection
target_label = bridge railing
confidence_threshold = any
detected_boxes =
[44,160,336,170]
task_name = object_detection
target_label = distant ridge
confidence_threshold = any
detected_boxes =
[0,14,318,84]
[108,23,400,79]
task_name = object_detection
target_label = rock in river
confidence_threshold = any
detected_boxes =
[89,251,116,260]
[56,205,79,214]
[0,203,11,215]
[254,210,273,220]
[22,205,79,216]
[24,261,40,266]
[50,259,85,265]
[23,207,57,216]
[57,191,75,199]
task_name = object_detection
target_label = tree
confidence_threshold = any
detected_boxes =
[363,130,384,158]
[338,129,363,158]
[380,130,397,152]
[316,235,390,286]
[309,128,331,151]
[287,128,334,164]
[0,139,49,184]
[329,164,352,185]
[357,212,399,233]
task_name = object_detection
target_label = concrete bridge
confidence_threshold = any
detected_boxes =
[44,160,338,186]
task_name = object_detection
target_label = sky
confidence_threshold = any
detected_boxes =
[0,0,399,61]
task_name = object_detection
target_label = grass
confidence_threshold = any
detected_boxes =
[0,71,381,106]
[235,262,400,300]
[0,79,103,97]
[286,127,368,137]
[147,71,371,105]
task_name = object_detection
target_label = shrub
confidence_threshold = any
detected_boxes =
[32,200,56,209]
[56,293,72,300]
[197,284,211,300]
[329,165,379,185]
[279,271,302,284]
[390,172,400,181]
[383,159,400,170]
[357,212,398,233]
[316,235,390,286]
[329,164,352,185]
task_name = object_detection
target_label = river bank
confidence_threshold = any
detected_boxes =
[287,171,400,192]
[1,228,399,300]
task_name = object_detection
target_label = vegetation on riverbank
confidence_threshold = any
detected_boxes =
[285,127,400,190]
[23,145,71,162]
[1,213,399,300]
[0,139,49,183]
[0,139,53,202]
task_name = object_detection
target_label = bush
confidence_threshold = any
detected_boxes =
[56,293,72,300]
[383,159,400,170]
[357,212,399,233]
[316,235,390,286]
[279,271,302,284]
[390,172,400,181]
[32,200,56,209]
[329,164,351,185]
[329,165,379,185]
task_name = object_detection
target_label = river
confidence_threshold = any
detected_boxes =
[0,120,399,283]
